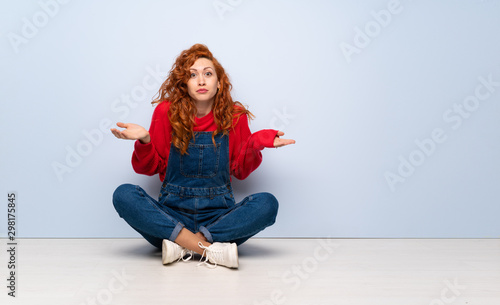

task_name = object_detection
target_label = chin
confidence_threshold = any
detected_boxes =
[197,96,216,103]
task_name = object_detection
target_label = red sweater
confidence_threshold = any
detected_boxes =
[132,101,278,181]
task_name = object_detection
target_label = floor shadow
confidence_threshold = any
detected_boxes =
[238,240,285,258]
[111,239,286,259]
[111,240,161,258]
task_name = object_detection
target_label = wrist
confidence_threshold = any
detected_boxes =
[139,133,151,144]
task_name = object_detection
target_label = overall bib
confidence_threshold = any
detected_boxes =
[113,132,279,249]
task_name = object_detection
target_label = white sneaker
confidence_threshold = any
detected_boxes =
[197,242,239,269]
[162,239,193,265]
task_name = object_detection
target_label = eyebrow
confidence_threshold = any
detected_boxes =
[189,67,214,71]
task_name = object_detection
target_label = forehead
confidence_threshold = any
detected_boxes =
[190,58,215,70]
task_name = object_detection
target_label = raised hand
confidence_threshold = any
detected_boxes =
[110,122,150,144]
[273,131,296,148]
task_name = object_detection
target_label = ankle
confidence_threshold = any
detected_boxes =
[198,241,212,254]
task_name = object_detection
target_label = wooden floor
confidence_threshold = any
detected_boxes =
[1,239,499,305]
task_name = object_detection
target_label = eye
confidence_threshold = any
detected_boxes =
[205,71,212,77]
[190,73,197,78]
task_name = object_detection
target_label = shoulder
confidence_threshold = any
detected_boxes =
[151,100,171,121]
[232,102,250,119]
[154,100,171,114]
[232,106,248,127]
[233,103,244,112]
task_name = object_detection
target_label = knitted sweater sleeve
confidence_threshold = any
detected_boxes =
[230,113,278,180]
[131,102,170,180]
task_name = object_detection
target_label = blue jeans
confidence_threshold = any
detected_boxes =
[112,184,278,248]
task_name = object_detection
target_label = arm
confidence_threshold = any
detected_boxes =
[230,114,278,180]
[111,102,171,178]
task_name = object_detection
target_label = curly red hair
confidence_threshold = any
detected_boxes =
[152,44,253,154]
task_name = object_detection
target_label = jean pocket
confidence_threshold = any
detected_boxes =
[180,143,220,178]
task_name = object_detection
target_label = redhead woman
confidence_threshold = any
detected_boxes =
[111,44,295,269]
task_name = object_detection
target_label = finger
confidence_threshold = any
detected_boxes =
[119,131,131,139]
[276,131,285,137]
[117,130,130,139]
[276,138,295,147]
[116,122,127,129]
[111,129,121,138]
[114,131,125,139]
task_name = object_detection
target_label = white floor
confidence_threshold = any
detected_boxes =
[1,239,499,305]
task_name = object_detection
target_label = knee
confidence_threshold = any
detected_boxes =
[255,192,279,221]
[112,183,136,212]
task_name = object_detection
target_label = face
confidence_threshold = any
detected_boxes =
[186,58,220,105]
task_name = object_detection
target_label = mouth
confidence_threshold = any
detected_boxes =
[196,89,208,93]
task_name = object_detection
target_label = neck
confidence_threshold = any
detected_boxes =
[194,100,214,118]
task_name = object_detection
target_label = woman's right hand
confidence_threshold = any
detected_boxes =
[111,122,150,144]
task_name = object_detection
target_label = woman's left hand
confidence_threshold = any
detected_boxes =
[273,131,296,148]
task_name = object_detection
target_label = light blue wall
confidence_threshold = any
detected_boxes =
[1,0,499,238]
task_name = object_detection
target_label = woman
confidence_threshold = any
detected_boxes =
[111,44,295,269]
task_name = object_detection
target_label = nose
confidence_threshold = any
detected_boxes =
[198,75,206,86]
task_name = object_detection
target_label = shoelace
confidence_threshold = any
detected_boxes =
[197,242,223,268]
[178,248,194,262]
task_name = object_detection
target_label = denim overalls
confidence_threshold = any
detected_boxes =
[113,132,279,248]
